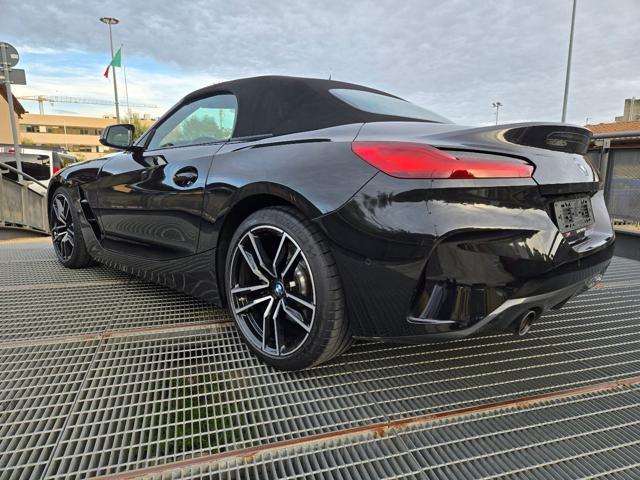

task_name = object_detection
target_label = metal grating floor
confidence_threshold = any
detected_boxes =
[1,235,639,479]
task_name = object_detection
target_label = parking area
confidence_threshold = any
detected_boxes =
[1,235,640,479]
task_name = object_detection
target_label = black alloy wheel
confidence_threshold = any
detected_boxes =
[50,187,93,268]
[51,192,75,261]
[226,207,352,370]
[229,225,316,357]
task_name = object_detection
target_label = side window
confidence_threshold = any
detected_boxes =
[148,94,237,149]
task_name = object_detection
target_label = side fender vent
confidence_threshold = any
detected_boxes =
[78,187,102,240]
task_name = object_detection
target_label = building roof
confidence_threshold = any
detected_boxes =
[0,85,26,116]
[586,120,640,135]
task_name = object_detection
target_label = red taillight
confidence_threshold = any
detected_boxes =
[351,142,534,179]
[53,166,60,174]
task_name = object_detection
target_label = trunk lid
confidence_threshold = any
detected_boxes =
[355,121,597,186]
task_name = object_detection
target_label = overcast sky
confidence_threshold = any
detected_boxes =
[4,0,639,125]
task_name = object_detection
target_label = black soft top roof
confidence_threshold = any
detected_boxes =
[181,75,429,138]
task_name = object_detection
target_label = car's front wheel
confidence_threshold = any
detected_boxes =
[225,206,352,370]
[50,187,93,268]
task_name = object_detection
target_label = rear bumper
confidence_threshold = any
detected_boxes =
[316,173,615,341]
[381,244,613,342]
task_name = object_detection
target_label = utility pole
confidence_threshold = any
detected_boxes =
[492,102,502,125]
[1,42,23,182]
[561,0,577,123]
[100,16,120,122]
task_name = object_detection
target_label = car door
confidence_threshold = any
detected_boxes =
[97,93,238,260]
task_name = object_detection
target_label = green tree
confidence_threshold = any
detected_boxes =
[126,116,150,141]
[162,113,232,146]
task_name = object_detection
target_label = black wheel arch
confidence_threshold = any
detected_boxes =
[46,179,66,226]
[212,183,322,307]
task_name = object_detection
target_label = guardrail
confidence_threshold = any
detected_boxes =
[0,161,49,233]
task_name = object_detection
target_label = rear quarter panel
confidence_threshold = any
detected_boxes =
[198,123,378,250]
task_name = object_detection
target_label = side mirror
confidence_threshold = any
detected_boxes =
[100,124,136,150]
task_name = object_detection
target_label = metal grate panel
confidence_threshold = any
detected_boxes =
[600,256,640,284]
[0,284,128,342]
[151,431,424,480]
[344,334,635,421]
[143,387,640,480]
[43,327,383,479]
[1,236,640,479]
[41,320,640,479]
[399,386,640,479]
[0,246,57,262]
[0,341,99,480]
[0,282,229,344]
[108,282,231,331]
[0,259,131,287]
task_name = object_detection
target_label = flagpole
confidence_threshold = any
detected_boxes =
[100,16,120,122]
[121,44,131,120]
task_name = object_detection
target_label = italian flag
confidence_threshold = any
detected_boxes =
[103,48,122,78]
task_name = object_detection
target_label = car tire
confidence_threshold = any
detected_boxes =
[50,187,94,269]
[225,206,352,370]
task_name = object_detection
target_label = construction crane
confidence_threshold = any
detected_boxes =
[16,95,158,115]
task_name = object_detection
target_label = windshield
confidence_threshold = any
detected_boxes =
[330,88,451,123]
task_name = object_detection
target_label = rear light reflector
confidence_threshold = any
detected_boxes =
[53,165,60,174]
[352,141,534,179]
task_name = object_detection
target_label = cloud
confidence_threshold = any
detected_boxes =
[15,60,220,118]
[6,0,640,125]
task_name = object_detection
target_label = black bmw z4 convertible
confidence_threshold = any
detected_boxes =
[49,75,614,370]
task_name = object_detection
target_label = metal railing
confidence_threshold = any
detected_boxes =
[0,160,49,232]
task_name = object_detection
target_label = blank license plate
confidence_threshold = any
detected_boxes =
[553,197,594,233]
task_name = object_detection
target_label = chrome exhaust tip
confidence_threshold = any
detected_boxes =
[516,310,538,336]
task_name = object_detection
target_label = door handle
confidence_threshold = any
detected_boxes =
[173,167,198,187]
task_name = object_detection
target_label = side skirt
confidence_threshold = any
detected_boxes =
[74,193,222,305]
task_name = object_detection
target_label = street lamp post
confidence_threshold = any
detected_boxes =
[100,16,120,122]
[561,0,577,123]
[492,102,502,125]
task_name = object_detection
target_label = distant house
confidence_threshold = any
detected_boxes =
[2,88,157,160]
[586,120,640,146]
[615,97,640,122]
[18,113,119,160]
